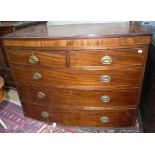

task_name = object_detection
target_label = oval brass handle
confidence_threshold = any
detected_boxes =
[101,56,112,64]
[100,95,111,103]
[100,116,110,123]
[37,92,46,99]
[41,111,49,118]
[138,49,143,53]
[33,72,42,80]
[29,56,39,64]
[100,75,111,82]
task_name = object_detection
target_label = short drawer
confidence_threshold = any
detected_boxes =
[22,102,136,127]
[17,84,139,107]
[70,48,147,67]
[12,66,142,87]
[6,49,66,67]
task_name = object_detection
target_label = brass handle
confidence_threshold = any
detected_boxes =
[100,116,110,123]
[29,56,39,64]
[100,95,111,103]
[37,92,46,99]
[100,75,111,82]
[138,49,143,53]
[41,111,49,118]
[101,56,112,64]
[33,72,42,80]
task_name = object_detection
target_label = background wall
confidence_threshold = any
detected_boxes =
[47,21,121,25]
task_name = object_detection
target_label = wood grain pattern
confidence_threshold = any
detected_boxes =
[12,66,142,87]
[17,83,139,107]
[2,39,67,48]
[22,101,136,127]
[2,22,152,127]
[2,36,151,48]
[70,48,147,67]
[7,49,66,67]
[2,22,151,48]
[67,37,151,48]
[2,22,151,39]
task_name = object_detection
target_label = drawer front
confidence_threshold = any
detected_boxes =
[17,84,139,107]
[7,49,66,67]
[70,48,147,67]
[12,66,142,86]
[22,102,136,127]
[67,37,151,48]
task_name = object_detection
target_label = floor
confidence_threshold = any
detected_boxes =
[4,89,21,106]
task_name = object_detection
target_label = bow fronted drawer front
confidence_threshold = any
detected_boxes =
[22,101,136,127]
[7,49,66,67]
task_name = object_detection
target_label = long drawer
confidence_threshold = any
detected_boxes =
[17,84,139,107]
[70,48,147,67]
[7,49,66,67]
[22,101,136,127]
[12,66,142,87]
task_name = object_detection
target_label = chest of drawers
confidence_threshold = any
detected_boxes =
[2,22,151,127]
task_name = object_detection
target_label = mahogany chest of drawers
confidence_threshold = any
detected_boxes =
[2,22,151,127]
[0,21,47,88]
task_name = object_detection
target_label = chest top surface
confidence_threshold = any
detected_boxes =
[0,21,46,28]
[2,22,152,39]
[0,21,47,37]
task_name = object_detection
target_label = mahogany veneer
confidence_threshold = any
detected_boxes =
[2,22,152,127]
[23,101,136,127]
[17,84,139,107]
